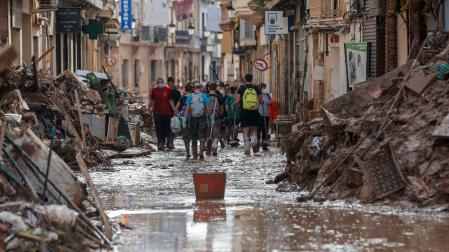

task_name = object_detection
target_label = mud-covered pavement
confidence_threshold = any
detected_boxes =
[90,140,449,252]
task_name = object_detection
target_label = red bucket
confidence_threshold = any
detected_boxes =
[193,172,226,200]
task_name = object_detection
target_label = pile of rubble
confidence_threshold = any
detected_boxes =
[0,46,151,250]
[0,128,113,251]
[279,33,449,207]
[0,50,152,168]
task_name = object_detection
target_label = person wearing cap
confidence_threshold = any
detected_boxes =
[234,73,263,156]
[184,82,210,160]
[150,77,172,151]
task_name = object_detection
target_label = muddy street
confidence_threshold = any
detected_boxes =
[90,141,449,252]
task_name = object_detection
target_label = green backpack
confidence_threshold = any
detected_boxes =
[242,87,258,110]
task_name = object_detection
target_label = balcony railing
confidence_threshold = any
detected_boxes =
[307,0,346,19]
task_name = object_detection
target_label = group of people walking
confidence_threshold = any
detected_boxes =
[150,73,276,159]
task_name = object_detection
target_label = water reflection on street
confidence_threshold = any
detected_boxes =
[90,141,449,252]
[107,202,449,252]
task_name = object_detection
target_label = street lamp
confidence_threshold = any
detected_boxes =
[168,23,176,34]
[188,23,195,35]
[227,2,235,19]
[209,32,216,40]
[204,30,211,37]
[217,32,224,40]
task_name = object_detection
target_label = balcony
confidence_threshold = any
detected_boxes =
[219,0,235,32]
[308,0,346,20]
[234,0,264,26]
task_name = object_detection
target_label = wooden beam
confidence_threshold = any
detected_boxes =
[74,90,86,149]
[76,153,113,240]
[0,120,6,161]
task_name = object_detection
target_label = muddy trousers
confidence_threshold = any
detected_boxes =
[207,121,222,155]
[182,133,191,157]
[257,116,270,148]
[191,139,206,158]
[153,115,171,147]
[189,116,208,158]
[243,127,258,153]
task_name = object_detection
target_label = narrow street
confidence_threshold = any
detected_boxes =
[91,141,449,252]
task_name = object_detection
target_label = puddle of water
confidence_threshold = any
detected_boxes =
[90,140,449,252]
[110,202,449,252]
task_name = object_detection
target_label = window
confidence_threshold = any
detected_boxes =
[151,60,157,85]
[122,59,129,89]
[134,59,140,88]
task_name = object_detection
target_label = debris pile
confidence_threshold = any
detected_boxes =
[0,128,112,251]
[0,58,152,168]
[0,46,150,250]
[279,33,449,206]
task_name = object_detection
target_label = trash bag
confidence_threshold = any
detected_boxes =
[434,61,449,80]
[171,116,181,133]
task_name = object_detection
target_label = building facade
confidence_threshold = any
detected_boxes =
[0,0,117,75]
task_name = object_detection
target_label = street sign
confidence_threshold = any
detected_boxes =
[175,30,191,45]
[313,66,324,81]
[56,8,81,33]
[82,20,104,40]
[264,11,288,35]
[254,59,269,72]
[121,0,132,32]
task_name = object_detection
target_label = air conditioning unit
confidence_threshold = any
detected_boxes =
[39,0,58,8]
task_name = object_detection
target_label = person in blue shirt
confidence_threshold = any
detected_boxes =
[175,82,193,159]
[184,82,210,160]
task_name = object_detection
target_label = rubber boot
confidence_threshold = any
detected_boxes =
[244,134,251,156]
[192,141,198,160]
[212,138,219,156]
[199,138,206,160]
[184,140,191,159]
[206,139,212,156]
[251,129,258,154]
[167,136,175,150]
[262,142,269,151]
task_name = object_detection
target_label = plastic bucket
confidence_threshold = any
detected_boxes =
[193,172,226,200]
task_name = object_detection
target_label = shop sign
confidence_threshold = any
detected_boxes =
[264,11,288,35]
[254,59,269,71]
[121,0,132,31]
[344,42,371,88]
[56,8,81,33]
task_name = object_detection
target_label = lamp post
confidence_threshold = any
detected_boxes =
[217,32,223,40]
[227,1,235,20]
[188,23,195,36]
[201,30,210,83]
[168,23,176,35]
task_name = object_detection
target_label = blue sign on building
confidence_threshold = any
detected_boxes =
[121,0,132,32]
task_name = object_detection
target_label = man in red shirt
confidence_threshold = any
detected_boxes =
[150,77,173,151]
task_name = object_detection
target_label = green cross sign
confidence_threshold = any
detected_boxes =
[82,19,104,40]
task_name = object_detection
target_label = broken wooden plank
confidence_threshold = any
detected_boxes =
[52,95,83,149]
[5,129,86,205]
[404,68,436,95]
[432,114,449,139]
[115,148,151,158]
[0,120,6,161]
[106,117,119,142]
[360,144,406,200]
[74,91,86,149]
[76,153,113,240]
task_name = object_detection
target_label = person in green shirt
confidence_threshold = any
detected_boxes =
[224,86,241,143]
